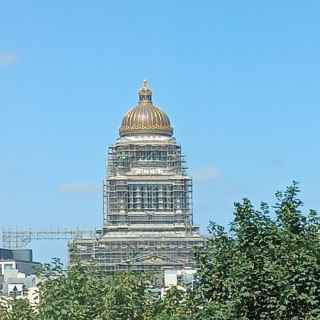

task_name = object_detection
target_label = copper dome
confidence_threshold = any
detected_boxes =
[119,81,173,137]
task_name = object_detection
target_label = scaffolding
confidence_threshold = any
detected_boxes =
[70,235,203,272]
[71,136,204,273]
[104,143,193,229]
[1,229,97,249]
[107,143,188,177]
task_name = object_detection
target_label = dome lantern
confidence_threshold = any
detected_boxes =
[138,80,152,103]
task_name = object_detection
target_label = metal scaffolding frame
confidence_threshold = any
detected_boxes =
[106,143,188,177]
[70,236,203,272]
[104,142,193,229]
[1,229,97,249]
[70,137,203,272]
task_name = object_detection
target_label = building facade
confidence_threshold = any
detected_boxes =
[71,81,203,272]
[0,248,40,298]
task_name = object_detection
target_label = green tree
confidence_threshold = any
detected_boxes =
[98,272,161,320]
[3,182,319,320]
[0,297,35,320]
[194,182,320,320]
[155,286,190,320]
[0,297,9,320]
[36,258,159,320]
[36,258,111,319]
[7,298,35,320]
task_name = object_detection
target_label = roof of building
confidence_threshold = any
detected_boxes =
[119,81,173,137]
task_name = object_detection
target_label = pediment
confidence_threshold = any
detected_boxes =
[119,253,185,266]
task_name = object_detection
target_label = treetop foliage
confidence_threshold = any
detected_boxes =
[1,182,319,320]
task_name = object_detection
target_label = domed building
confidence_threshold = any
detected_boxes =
[70,81,203,272]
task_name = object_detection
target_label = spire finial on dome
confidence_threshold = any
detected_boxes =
[138,80,152,103]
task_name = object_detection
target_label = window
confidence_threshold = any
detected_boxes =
[4,263,14,271]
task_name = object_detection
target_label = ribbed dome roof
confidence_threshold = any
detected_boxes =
[119,81,173,137]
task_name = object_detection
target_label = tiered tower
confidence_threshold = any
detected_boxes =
[71,81,203,272]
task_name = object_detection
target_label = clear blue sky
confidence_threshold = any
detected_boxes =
[1,1,319,263]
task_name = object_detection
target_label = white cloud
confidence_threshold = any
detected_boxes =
[58,183,101,194]
[192,167,222,182]
[0,53,17,66]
